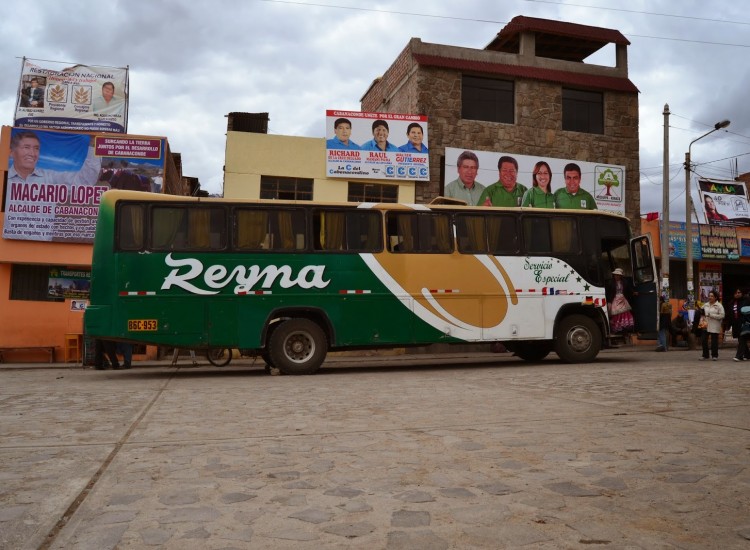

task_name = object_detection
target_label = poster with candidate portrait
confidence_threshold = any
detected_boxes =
[698,178,750,227]
[325,110,429,182]
[14,59,128,134]
[444,148,625,215]
[4,127,166,244]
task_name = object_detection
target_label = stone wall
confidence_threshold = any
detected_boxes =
[364,60,641,232]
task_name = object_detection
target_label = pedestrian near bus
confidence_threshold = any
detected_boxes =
[700,290,725,361]
[656,295,671,352]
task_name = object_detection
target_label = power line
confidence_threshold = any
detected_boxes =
[524,0,750,27]
[258,0,750,48]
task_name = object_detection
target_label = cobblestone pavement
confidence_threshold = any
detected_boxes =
[1,347,749,549]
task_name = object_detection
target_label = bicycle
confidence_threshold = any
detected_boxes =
[205,348,233,367]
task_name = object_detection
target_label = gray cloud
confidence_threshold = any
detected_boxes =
[2,0,749,218]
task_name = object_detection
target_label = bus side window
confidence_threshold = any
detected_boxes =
[387,213,413,253]
[151,206,187,251]
[314,210,345,251]
[347,211,382,251]
[487,215,518,254]
[419,213,452,253]
[550,217,578,254]
[117,203,144,250]
[188,207,225,250]
[523,216,551,254]
[456,214,487,253]
[236,209,270,250]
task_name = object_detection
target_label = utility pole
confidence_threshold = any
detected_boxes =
[661,104,670,297]
[684,119,731,307]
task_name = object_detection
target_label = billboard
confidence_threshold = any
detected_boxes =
[325,110,429,181]
[697,178,749,227]
[4,127,165,243]
[444,148,625,215]
[14,59,128,134]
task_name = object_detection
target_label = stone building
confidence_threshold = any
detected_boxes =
[360,15,641,231]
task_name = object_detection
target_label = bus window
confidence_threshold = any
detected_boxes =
[522,216,551,253]
[313,210,383,252]
[151,206,188,251]
[455,214,487,253]
[487,215,518,254]
[387,212,452,253]
[346,210,382,251]
[117,203,144,250]
[550,217,578,254]
[188,208,226,250]
[236,208,306,251]
[150,205,225,251]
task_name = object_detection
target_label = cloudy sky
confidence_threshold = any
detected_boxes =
[2,0,749,221]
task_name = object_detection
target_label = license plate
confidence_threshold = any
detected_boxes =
[128,319,158,331]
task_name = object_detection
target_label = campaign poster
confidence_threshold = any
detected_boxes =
[698,224,740,261]
[4,127,165,243]
[666,221,702,260]
[444,148,625,215]
[325,110,429,182]
[14,59,128,134]
[698,179,750,227]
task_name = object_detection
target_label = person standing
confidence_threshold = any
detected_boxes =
[521,161,555,208]
[444,150,485,205]
[477,156,527,207]
[700,290,725,361]
[554,163,597,210]
[606,268,635,335]
[656,295,672,352]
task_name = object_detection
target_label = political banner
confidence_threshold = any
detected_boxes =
[14,59,128,133]
[325,110,429,181]
[665,221,702,260]
[698,178,750,227]
[698,224,739,261]
[4,127,165,243]
[444,148,625,215]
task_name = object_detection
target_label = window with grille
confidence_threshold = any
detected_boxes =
[347,182,399,203]
[260,176,313,200]
[562,88,604,134]
[462,75,514,124]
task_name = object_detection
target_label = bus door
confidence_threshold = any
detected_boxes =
[630,235,658,337]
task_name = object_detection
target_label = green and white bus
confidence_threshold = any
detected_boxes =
[84,190,658,374]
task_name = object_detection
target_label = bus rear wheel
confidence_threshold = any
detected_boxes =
[269,319,327,375]
[555,314,601,363]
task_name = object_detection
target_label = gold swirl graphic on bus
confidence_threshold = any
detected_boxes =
[370,251,516,328]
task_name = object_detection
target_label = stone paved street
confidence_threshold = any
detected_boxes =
[1,347,749,549]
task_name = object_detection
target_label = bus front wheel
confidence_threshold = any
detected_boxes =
[269,319,327,375]
[555,314,601,363]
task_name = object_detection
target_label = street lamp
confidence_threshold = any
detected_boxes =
[684,118,730,307]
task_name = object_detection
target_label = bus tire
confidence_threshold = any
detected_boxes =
[206,348,232,367]
[269,319,327,375]
[513,342,552,362]
[555,314,601,363]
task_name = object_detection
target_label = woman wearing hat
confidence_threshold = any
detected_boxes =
[606,268,635,334]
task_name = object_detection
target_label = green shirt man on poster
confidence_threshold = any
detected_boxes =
[477,155,528,207]
[554,162,597,210]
